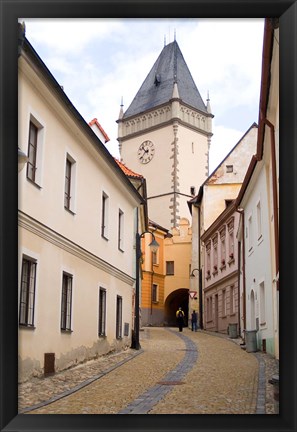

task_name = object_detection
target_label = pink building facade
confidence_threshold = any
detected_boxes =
[201,203,240,335]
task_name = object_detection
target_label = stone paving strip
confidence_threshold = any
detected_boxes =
[149,330,259,414]
[118,329,198,414]
[19,348,143,413]
[24,328,185,414]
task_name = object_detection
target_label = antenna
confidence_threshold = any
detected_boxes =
[164,35,166,47]
[120,96,124,107]
[174,28,176,41]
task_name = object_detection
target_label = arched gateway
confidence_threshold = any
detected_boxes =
[164,288,189,327]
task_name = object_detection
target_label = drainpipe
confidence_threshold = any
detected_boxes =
[262,119,279,290]
[237,240,242,336]
[198,205,203,329]
[236,208,246,338]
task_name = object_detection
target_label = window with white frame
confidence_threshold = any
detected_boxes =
[259,281,266,325]
[248,214,253,251]
[227,218,234,260]
[19,256,37,327]
[101,192,109,239]
[64,154,76,213]
[27,121,38,183]
[61,272,73,331]
[166,261,174,275]
[212,235,218,271]
[220,227,226,266]
[98,288,106,337]
[152,249,159,265]
[118,209,124,251]
[206,241,211,276]
[26,116,44,186]
[257,200,262,240]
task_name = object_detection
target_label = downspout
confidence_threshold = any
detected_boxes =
[262,119,279,290]
[198,205,203,329]
[237,240,241,336]
[236,208,246,337]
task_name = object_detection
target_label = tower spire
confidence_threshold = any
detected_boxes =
[118,96,124,119]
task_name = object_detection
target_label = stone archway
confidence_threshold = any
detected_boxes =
[164,288,189,327]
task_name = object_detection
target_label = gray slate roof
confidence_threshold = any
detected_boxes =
[123,41,208,119]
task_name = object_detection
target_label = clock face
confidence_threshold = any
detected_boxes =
[138,140,155,164]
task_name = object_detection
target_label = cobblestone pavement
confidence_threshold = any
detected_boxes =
[19,327,279,415]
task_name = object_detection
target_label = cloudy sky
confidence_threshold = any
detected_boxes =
[20,18,264,172]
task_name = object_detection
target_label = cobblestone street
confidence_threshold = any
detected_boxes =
[19,327,279,415]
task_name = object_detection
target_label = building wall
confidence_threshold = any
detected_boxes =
[202,210,240,334]
[164,218,192,308]
[120,106,209,229]
[240,165,275,356]
[141,230,166,326]
[18,49,140,381]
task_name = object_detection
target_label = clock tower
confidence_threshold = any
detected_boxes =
[117,40,213,229]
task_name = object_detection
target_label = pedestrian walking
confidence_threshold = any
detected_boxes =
[176,307,185,332]
[191,310,198,332]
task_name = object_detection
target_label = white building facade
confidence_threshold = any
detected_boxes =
[18,33,145,382]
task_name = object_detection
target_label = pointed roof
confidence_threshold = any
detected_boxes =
[123,40,207,119]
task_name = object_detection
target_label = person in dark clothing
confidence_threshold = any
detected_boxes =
[176,307,185,332]
[191,310,198,332]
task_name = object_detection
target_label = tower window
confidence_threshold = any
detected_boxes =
[226,165,233,173]
[190,186,196,196]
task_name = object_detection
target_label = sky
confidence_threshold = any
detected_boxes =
[20,18,265,172]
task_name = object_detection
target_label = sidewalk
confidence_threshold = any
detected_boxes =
[18,327,278,414]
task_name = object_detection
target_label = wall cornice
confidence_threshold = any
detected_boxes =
[18,211,135,286]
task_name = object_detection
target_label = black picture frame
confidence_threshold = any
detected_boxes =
[1,1,296,431]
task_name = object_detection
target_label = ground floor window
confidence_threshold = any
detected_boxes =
[116,295,122,339]
[99,288,106,336]
[19,256,37,327]
[61,272,72,331]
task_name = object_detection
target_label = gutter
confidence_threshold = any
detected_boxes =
[262,119,279,290]
[236,208,246,337]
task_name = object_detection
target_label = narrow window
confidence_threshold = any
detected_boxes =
[27,121,38,182]
[248,215,253,251]
[257,201,262,240]
[118,209,124,251]
[190,186,196,196]
[222,289,226,316]
[152,284,158,302]
[228,219,235,260]
[230,285,235,314]
[99,288,106,336]
[64,158,72,210]
[212,235,218,271]
[101,192,109,239]
[206,242,211,276]
[61,273,72,331]
[166,261,174,275]
[152,249,159,265]
[19,257,37,327]
[116,295,122,339]
[226,164,233,173]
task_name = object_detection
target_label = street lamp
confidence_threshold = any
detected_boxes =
[190,268,203,329]
[18,148,28,172]
[131,231,159,350]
